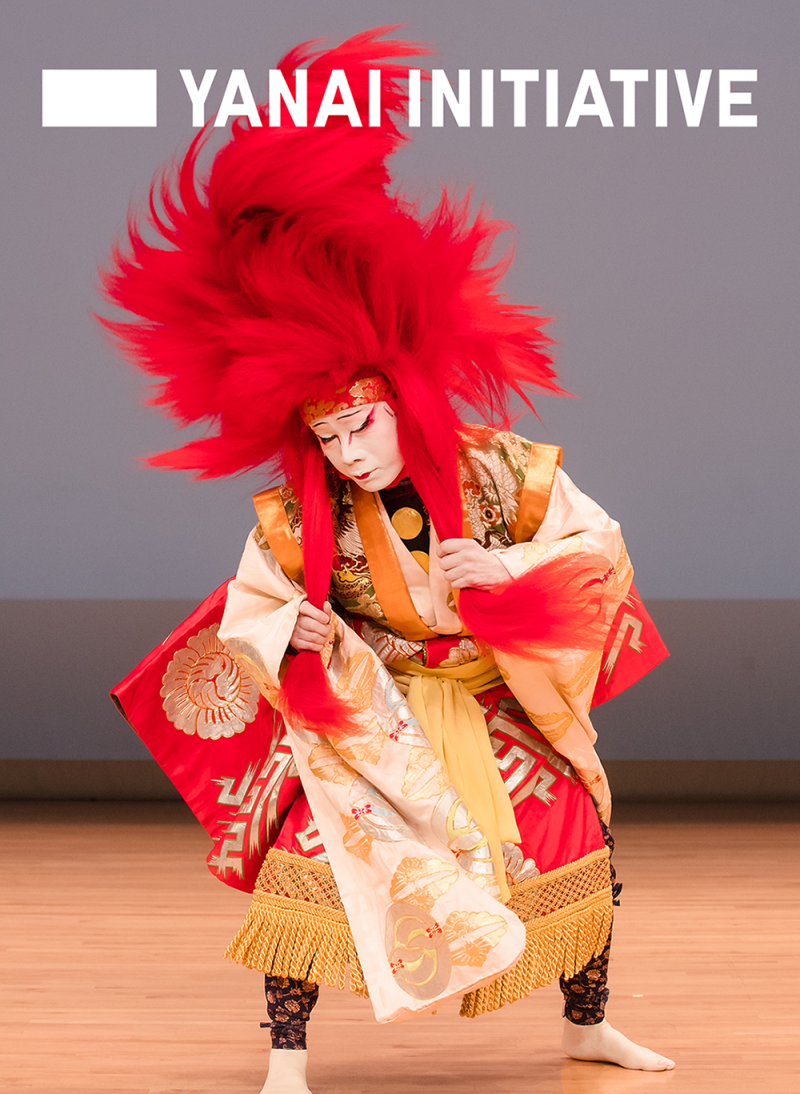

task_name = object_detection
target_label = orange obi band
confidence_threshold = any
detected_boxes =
[300,374,394,425]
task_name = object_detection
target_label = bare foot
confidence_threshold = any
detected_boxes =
[259,1048,313,1094]
[563,1018,675,1071]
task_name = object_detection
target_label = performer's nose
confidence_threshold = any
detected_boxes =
[341,438,365,464]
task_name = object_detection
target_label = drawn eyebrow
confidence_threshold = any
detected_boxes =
[312,407,371,438]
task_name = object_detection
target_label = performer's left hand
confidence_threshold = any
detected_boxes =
[437,539,510,590]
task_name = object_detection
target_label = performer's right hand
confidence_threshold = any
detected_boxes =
[290,600,333,652]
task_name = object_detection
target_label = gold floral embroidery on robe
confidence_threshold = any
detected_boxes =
[389,857,459,912]
[402,745,452,801]
[523,709,575,742]
[340,812,374,862]
[560,651,604,700]
[443,910,509,968]
[308,740,358,786]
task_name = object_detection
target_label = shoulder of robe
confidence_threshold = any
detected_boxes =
[455,429,561,544]
[251,484,304,583]
[458,427,532,478]
[458,428,563,540]
[514,441,563,543]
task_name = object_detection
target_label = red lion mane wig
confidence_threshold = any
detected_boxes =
[101,27,601,734]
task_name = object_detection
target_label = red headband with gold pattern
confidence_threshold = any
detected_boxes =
[300,374,395,425]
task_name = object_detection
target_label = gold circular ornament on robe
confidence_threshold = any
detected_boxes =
[160,624,259,740]
[385,901,451,999]
[391,507,424,540]
[411,550,430,573]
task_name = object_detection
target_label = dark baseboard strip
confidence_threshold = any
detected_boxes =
[0,760,180,801]
[604,759,800,802]
[1,759,798,803]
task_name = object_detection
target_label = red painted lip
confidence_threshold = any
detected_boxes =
[354,470,375,480]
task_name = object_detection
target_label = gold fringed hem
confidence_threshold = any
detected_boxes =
[225,846,612,1014]
[224,890,367,995]
[224,849,367,997]
[458,888,613,1016]
[459,847,614,1018]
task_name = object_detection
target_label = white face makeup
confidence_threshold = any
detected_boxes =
[309,401,405,492]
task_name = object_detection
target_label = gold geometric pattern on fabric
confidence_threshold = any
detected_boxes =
[615,540,634,590]
[160,624,259,740]
[459,847,613,1017]
[391,506,424,540]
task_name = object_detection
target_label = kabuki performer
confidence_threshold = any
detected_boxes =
[104,27,674,1092]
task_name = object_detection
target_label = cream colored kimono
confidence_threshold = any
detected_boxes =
[218,435,631,1022]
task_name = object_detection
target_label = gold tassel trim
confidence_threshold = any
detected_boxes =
[459,847,614,1018]
[225,846,612,1012]
[224,889,367,995]
[224,849,367,996]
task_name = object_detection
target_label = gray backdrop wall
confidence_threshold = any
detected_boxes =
[2,1,798,771]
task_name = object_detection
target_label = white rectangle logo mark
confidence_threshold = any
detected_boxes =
[42,70,157,127]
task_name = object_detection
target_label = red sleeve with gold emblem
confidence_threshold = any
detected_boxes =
[111,581,302,892]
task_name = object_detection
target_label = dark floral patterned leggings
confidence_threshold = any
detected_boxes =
[263,944,612,1048]
[559,822,620,1026]
[263,827,620,1046]
[262,975,320,1050]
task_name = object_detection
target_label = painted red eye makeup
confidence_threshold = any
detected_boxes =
[314,409,371,445]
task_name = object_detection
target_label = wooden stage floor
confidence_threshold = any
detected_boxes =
[2,800,798,1094]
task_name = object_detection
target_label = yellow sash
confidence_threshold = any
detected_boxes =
[387,656,520,902]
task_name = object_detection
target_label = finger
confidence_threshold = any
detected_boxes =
[439,553,468,576]
[301,618,331,640]
[293,617,329,643]
[437,545,466,564]
[292,635,326,652]
[451,571,490,589]
[438,538,469,556]
[298,600,331,625]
